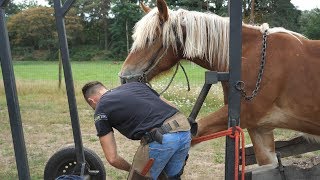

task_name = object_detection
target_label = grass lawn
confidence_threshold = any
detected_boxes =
[0,61,317,179]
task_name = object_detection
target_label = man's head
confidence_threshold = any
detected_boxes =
[82,81,108,110]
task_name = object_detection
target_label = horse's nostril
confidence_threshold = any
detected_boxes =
[120,78,126,84]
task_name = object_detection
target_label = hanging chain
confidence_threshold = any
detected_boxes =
[235,30,268,101]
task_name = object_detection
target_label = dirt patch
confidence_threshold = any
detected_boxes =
[283,154,320,169]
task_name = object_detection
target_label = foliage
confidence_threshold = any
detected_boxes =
[69,45,103,61]
[109,1,143,59]
[7,7,83,52]
[5,1,21,16]
[5,0,38,15]
[160,0,228,15]
[243,0,301,31]
[4,0,319,61]
[299,8,320,39]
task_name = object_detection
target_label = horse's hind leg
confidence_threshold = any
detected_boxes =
[247,127,277,166]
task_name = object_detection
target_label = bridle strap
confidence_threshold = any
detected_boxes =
[119,47,168,83]
[159,62,191,95]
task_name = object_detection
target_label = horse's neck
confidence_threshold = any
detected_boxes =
[183,25,263,71]
[242,26,263,51]
[187,58,216,71]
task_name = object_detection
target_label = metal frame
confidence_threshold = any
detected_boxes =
[187,1,242,180]
[53,0,86,174]
[226,0,242,179]
[0,1,31,179]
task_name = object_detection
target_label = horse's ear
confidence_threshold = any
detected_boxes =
[156,0,169,22]
[140,1,151,14]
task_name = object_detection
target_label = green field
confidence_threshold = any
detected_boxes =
[6,60,207,86]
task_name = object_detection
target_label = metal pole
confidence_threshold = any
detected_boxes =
[0,2,31,179]
[225,0,242,180]
[53,0,86,169]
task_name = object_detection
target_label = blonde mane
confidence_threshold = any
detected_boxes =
[131,8,306,71]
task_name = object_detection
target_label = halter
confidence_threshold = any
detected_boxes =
[119,46,169,84]
[119,46,190,94]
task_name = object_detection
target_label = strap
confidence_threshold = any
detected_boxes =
[141,120,181,145]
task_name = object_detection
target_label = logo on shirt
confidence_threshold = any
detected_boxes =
[94,113,108,122]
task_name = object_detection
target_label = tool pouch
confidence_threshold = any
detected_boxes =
[128,145,153,180]
[131,170,152,180]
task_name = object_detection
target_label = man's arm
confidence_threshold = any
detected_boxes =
[99,132,131,172]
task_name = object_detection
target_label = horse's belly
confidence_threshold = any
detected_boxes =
[257,106,320,135]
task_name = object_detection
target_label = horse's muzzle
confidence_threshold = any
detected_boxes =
[119,74,147,84]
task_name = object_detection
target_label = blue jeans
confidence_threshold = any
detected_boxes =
[148,131,191,179]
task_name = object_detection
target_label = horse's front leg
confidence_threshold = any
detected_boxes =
[195,105,228,138]
[247,127,277,166]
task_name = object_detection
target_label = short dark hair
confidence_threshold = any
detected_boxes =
[82,81,106,101]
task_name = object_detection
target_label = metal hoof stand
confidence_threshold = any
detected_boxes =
[0,0,105,179]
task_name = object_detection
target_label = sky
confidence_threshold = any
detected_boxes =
[14,0,320,11]
[291,0,320,10]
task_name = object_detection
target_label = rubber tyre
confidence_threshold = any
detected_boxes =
[44,146,106,180]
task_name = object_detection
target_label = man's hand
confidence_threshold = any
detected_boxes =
[99,132,131,172]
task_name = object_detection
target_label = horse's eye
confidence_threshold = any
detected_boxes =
[146,37,156,44]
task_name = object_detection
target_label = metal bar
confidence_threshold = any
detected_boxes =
[61,0,75,16]
[53,0,86,166]
[188,83,212,136]
[225,0,242,180]
[0,6,31,180]
[217,72,229,82]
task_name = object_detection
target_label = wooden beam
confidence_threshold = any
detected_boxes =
[242,136,320,165]
[244,163,320,180]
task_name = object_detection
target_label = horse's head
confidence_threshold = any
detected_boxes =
[119,0,230,84]
[119,0,184,84]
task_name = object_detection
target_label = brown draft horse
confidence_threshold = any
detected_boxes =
[119,0,320,166]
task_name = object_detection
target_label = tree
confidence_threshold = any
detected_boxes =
[5,0,38,17]
[109,0,142,58]
[48,0,111,49]
[7,7,83,50]
[5,1,21,17]
[299,8,320,39]
[243,0,301,31]
[165,0,228,15]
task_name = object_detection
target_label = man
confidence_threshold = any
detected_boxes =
[82,81,191,179]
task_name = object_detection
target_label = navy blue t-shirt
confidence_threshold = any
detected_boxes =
[94,82,178,140]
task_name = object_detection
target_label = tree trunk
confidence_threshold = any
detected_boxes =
[250,0,255,24]
[101,0,110,50]
[126,19,129,54]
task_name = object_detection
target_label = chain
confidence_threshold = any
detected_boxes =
[235,30,268,101]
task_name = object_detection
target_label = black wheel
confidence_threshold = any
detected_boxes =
[44,146,106,180]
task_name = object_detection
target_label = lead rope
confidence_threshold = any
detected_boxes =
[192,126,246,180]
[159,62,190,95]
